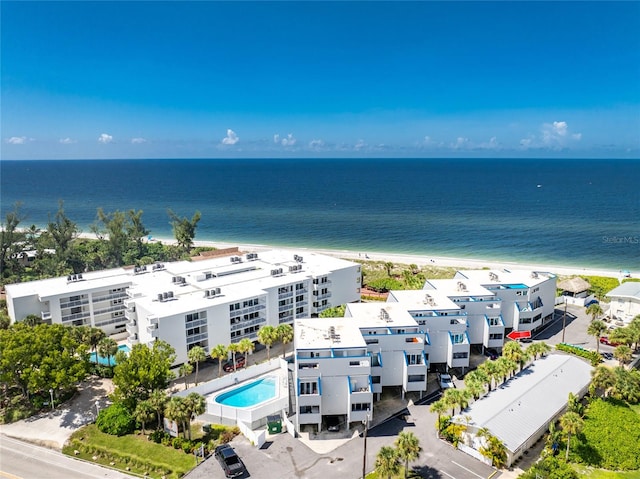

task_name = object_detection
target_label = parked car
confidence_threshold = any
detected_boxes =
[600,352,614,361]
[484,348,499,360]
[326,416,341,432]
[214,444,246,478]
[599,336,621,347]
[438,372,455,390]
[585,299,599,307]
[223,355,246,372]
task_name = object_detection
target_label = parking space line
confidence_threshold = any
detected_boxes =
[440,469,457,479]
[451,460,485,479]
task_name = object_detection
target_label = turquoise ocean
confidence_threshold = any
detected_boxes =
[1,158,638,270]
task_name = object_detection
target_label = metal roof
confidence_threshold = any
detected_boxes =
[606,282,640,300]
[452,354,592,454]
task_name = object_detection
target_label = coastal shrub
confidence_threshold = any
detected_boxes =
[571,398,640,470]
[366,277,403,293]
[96,403,135,436]
[556,343,601,366]
[518,456,578,479]
[622,278,640,284]
[581,276,620,300]
[149,430,169,444]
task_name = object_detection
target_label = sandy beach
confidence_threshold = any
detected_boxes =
[127,233,633,280]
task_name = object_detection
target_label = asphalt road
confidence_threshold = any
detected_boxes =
[0,435,134,479]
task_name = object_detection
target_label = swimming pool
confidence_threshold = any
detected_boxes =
[215,376,277,408]
[89,344,130,366]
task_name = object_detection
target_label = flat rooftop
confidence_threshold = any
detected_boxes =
[456,269,556,288]
[423,278,495,298]
[295,317,366,350]
[345,302,419,329]
[388,289,461,311]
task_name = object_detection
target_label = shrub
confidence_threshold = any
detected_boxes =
[518,456,578,479]
[366,277,403,293]
[171,437,184,449]
[148,430,169,444]
[96,403,135,436]
[556,343,601,366]
[581,276,620,300]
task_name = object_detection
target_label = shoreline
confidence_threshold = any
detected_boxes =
[128,233,632,280]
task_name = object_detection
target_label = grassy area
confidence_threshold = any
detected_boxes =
[63,424,199,479]
[573,465,640,479]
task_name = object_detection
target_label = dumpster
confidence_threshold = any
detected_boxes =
[267,414,282,434]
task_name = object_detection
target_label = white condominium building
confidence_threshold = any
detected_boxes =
[6,250,361,365]
[294,303,428,433]
[453,269,557,333]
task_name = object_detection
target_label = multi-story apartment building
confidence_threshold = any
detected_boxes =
[453,269,557,334]
[294,303,428,432]
[6,250,361,365]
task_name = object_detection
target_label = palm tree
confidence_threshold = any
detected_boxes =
[384,262,394,277]
[443,388,469,416]
[610,367,640,403]
[609,327,634,347]
[257,325,277,360]
[465,379,486,401]
[526,341,551,360]
[276,323,294,359]
[97,337,118,366]
[395,431,421,479]
[184,392,206,440]
[560,411,583,461]
[589,364,615,397]
[465,369,490,394]
[587,320,608,353]
[502,341,529,372]
[134,400,155,435]
[613,344,633,367]
[228,342,241,372]
[210,344,228,377]
[179,362,193,389]
[187,345,207,386]
[88,327,106,356]
[238,338,255,367]
[479,434,507,468]
[479,360,501,391]
[430,399,449,434]
[586,303,604,321]
[627,316,640,351]
[148,389,168,430]
[164,396,189,438]
[494,357,515,383]
[23,314,41,327]
[375,446,401,479]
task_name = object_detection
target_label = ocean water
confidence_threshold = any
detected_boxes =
[1,158,638,270]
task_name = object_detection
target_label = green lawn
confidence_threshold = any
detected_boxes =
[573,465,640,479]
[63,425,197,479]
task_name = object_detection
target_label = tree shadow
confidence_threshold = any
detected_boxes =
[411,464,445,478]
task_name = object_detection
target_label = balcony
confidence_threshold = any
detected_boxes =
[127,333,139,345]
[126,322,138,334]
[313,291,332,300]
[278,291,294,299]
[41,311,52,321]
[278,303,294,312]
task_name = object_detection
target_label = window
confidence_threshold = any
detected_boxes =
[112,310,124,318]
[112,298,123,306]
[365,338,379,345]
[70,295,81,302]
[407,374,425,382]
[452,352,468,359]
[296,295,304,302]
[451,333,465,344]
[231,330,241,338]
[489,333,503,340]
[300,405,319,414]
[371,376,381,384]
[299,381,318,395]
[296,307,305,315]
[351,403,370,411]
[519,317,532,324]
[298,363,318,370]
[489,317,501,326]
[296,283,305,291]
[406,353,422,365]
[229,303,241,312]
[243,298,259,307]
[71,306,82,314]
[186,311,206,323]
[349,360,362,366]
[371,354,381,367]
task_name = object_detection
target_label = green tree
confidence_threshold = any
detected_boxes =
[478,432,507,469]
[0,202,26,283]
[609,327,634,347]
[112,340,176,409]
[97,337,118,367]
[164,396,190,438]
[560,411,584,461]
[134,400,155,435]
[87,327,106,356]
[384,262,395,277]
[465,369,490,394]
[187,345,207,386]
[183,392,206,440]
[443,388,469,416]
[179,362,193,389]
[238,338,255,367]
[502,341,529,371]
[590,365,615,398]
[22,314,42,327]
[167,209,201,253]
[319,304,346,318]
[395,431,421,479]
[609,367,640,403]
[526,341,551,360]
[148,389,168,430]
[613,344,633,367]
[46,200,79,265]
[375,446,401,479]
[430,399,449,433]
[257,325,277,360]
[567,392,584,417]
[227,343,241,373]
[587,320,608,353]
[586,303,604,321]
[464,379,486,401]
[96,402,135,436]
[478,360,501,391]
[276,323,294,358]
[210,344,228,377]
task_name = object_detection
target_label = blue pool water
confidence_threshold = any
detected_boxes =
[89,344,130,366]
[504,283,529,289]
[215,377,277,408]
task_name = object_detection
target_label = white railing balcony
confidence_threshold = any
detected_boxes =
[41,311,52,321]
[126,322,138,334]
[313,292,332,300]
[278,303,294,312]
[146,323,157,333]
[278,291,294,299]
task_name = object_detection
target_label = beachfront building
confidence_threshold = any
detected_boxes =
[5,250,361,365]
[294,303,428,433]
[452,269,557,334]
[450,354,592,467]
[606,282,640,327]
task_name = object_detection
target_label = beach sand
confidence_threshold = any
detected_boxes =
[130,234,633,280]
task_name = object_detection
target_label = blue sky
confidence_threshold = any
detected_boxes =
[2,1,639,160]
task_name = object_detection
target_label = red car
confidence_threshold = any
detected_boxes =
[599,336,621,347]
[223,355,246,372]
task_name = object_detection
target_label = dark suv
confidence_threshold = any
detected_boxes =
[214,444,246,478]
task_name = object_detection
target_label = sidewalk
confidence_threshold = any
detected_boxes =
[0,377,113,449]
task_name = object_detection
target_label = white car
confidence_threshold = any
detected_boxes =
[438,373,455,390]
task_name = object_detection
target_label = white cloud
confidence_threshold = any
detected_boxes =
[452,137,469,149]
[309,139,325,148]
[520,137,533,149]
[273,134,280,144]
[59,137,76,144]
[541,121,581,146]
[221,129,239,145]
[98,133,113,144]
[6,136,28,144]
[131,137,147,144]
[281,133,296,146]
[354,139,366,150]
[572,133,582,141]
